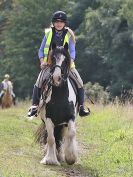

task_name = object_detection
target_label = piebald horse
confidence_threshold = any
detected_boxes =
[36,43,78,165]
[1,83,13,108]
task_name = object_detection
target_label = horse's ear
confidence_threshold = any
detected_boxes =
[64,42,68,51]
[52,42,56,50]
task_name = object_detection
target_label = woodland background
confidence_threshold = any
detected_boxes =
[0,0,133,99]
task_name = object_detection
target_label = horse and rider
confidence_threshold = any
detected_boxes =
[27,11,91,165]
[28,11,90,118]
[0,74,16,106]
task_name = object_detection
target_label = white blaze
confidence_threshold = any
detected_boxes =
[53,55,65,84]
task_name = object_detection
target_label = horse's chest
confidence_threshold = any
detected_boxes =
[45,87,75,125]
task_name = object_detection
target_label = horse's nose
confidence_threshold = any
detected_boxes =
[53,75,61,86]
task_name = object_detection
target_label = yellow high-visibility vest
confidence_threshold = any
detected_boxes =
[44,28,75,68]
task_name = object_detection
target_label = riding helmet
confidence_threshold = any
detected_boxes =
[52,11,67,23]
[4,74,10,78]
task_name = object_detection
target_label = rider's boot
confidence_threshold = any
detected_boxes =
[12,96,16,105]
[28,85,41,117]
[78,87,90,117]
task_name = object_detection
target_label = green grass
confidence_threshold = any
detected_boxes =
[0,102,133,177]
[78,104,133,177]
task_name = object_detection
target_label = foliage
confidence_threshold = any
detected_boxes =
[0,0,67,98]
[84,82,110,104]
[76,0,133,96]
[0,0,13,59]
[0,0,133,98]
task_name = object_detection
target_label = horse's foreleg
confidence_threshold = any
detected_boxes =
[57,144,65,162]
[40,118,60,165]
[64,119,77,165]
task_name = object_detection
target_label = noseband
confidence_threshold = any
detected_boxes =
[51,62,69,82]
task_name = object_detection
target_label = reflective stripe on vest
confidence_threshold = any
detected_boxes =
[44,29,75,68]
[44,29,53,62]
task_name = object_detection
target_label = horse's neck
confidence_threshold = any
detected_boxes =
[4,84,12,97]
[6,87,10,93]
[51,81,69,100]
[5,82,12,92]
[51,79,76,102]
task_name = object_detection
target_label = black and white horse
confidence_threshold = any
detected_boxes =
[37,43,78,165]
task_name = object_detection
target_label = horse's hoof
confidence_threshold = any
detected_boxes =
[40,158,47,164]
[65,159,76,165]
[40,158,60,166]
[57,153,65,162]
[65,156,77,165]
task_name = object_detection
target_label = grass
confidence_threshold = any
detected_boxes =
[0,102,133,177]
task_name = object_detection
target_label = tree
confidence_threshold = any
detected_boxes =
[0,0,13,59]
[75,0,133,97]
[1,0,68,98]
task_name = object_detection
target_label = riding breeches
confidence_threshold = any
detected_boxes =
[35,66,51,88]
[69,68,83,88]
[35,66,83,89]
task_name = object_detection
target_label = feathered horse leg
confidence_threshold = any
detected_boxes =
[64,119,77,165]
[40,118,60,165]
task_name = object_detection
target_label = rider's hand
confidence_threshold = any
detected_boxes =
[40,59,47,69]
[70,59,75,68]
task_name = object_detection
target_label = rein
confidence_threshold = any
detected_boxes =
[51,64,62,71]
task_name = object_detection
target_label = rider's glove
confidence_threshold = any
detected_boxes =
[40,59,47,69]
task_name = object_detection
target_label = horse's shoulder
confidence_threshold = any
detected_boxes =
[68,78,78,95]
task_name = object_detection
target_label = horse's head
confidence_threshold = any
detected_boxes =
[50,43,71,86]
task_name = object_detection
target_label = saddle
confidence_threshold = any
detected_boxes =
[69,77,78,105]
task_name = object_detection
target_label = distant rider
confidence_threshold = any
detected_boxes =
[0,74,16,105]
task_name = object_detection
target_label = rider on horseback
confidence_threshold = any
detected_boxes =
[0,74,16,105]
[28,11,90,117]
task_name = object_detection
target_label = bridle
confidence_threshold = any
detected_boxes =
[51,56,70,83]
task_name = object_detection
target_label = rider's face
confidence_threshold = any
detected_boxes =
[53,20,65,31]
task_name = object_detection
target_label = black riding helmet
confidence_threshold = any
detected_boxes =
[52,11,67,23]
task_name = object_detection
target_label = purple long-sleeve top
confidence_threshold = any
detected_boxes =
[38,33,76,60]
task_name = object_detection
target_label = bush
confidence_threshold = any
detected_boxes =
[84,82,110,104]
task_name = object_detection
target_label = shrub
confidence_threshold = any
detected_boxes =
[84,82,110,104]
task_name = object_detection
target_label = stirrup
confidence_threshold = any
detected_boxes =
[27,105,38,117]
[79,105,90,117]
